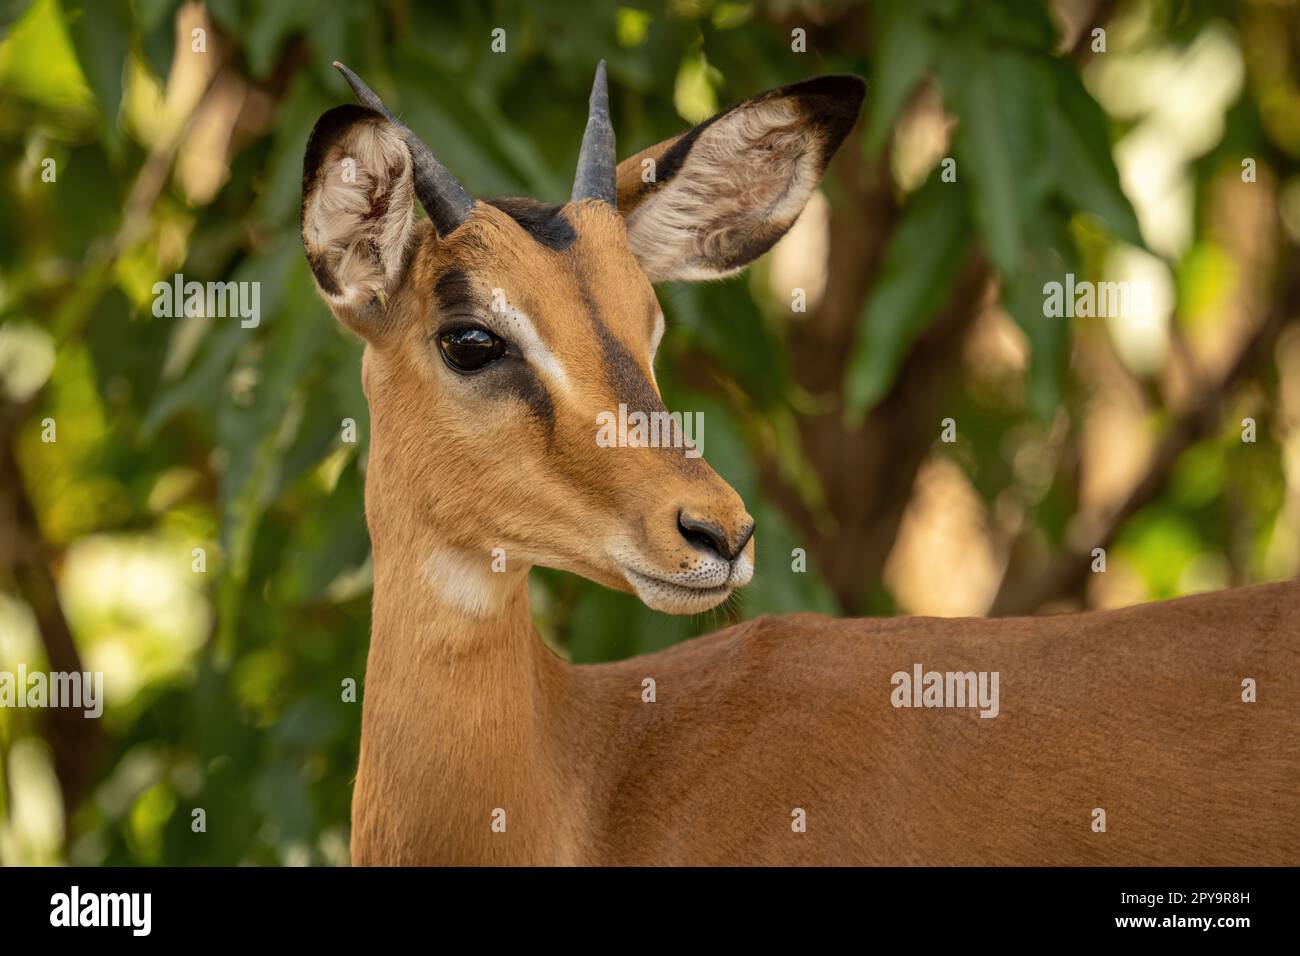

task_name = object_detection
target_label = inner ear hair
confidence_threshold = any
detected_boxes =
[615,74,865,284]
[301,104,417,337]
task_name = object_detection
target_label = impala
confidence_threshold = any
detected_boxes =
[300,61,1299,865]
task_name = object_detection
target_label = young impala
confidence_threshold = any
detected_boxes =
[300,61,1299,865]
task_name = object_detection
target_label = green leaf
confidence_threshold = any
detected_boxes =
[1049,60,1146,248]
[140,318,243,437]
[136,0,182,82]
[741,500,840,617]
[662,278,789,408]
[245,0,311,79]
[969,0,1059,49]
[1003,213,1077,419]
[66,0,129,157]
[0,0,33,32]
[141,242,299,435]
[863,1,936,155]
[253,761,315,847]
[398,58,561,199]
[939,36,1025,277]
[843,174,968,421]
[1004,264,1067,420]
[988,50,1054,223]
[215,259,331,657]
[275,459,369,604]
[566,586,692,663]
[256,74,333,229]
[84,287,167,414]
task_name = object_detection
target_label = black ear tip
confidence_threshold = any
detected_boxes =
[804,73,867,105]
[762,73,866,121]
[786,74,866,146]
[303,104,384,193]
[841,73,868,104]
[306,103,383,150]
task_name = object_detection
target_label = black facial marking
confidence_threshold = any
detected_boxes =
[433,266,554,434]
[435,268,476,312]
[500,364,555,437]
[484,197,577,251]
[593,315,661,417]
[576,274,703,475]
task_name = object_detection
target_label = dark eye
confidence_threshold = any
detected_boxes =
[438,326,507,372]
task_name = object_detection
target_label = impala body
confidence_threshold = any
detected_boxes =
[300,63,1299,866]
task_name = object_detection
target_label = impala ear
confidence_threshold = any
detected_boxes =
[301,104,417,341]
[615,75,865,283]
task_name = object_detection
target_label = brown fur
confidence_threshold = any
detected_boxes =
[302,73,1299,866]
[354,567,1299,865]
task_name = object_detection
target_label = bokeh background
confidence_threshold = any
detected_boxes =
[2,0,1298,865]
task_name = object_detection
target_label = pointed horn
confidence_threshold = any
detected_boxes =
[332,61,474,236]
[571,60,617,205]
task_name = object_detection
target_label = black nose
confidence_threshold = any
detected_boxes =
[677,511,754,561]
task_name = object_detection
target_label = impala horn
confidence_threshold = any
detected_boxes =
[571,60,617,205]
[332,61,474,237]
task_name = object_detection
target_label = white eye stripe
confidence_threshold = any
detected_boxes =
[467,297,660,395]
[490,299,572,393]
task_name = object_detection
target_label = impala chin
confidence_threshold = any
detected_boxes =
[618,553,754,615]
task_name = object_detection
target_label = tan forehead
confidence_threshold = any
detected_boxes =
[431,200,660,353]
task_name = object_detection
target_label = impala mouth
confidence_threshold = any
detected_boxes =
[616,557,753,614]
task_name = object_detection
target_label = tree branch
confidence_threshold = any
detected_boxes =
[0,398,105,825]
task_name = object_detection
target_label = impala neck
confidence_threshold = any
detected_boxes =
[353,482,582,865]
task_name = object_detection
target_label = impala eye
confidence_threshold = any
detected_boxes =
[438,326,507,372]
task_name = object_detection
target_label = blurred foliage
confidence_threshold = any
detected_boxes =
[0,0,1297,865]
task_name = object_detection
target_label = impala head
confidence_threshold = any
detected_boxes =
[301,62,863,615]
